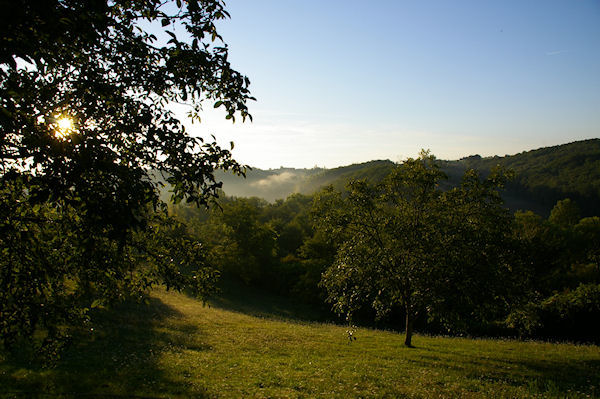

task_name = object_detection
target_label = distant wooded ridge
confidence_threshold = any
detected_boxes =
[213,139,600,216]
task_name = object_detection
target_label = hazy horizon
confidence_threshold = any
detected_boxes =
[166,0,599,169]
[216,138,595,170]
[159,0,600,169]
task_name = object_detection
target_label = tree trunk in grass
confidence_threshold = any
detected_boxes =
[405,309,414,347]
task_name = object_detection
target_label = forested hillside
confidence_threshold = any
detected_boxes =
[456,139,600,216]
[214,167,323,202]
[213,160,396,202]
[216,140,600,216]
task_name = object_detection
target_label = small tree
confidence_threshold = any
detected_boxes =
[575,217,600,277]
[549,199,581,228]
[317,152,513,346]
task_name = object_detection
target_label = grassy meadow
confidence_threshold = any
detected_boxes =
[1,286,599,399]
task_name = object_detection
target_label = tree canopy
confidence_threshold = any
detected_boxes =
[1,0,253,208]
[0,0,252,353]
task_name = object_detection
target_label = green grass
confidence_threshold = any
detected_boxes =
[1,287,599,398]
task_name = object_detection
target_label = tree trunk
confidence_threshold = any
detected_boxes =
[404,309,414,347]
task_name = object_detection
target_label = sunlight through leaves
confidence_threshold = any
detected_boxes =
[53,115,76,140]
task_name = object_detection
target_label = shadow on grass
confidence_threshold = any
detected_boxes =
[207,278,333,323]
[0,296,211,398]
[518,357,600,396]
[414,343,600,397]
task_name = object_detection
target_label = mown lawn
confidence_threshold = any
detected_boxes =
[1,287,599,398]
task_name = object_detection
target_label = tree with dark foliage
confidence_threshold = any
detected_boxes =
[0,0,252,354]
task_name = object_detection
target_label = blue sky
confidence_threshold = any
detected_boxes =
[179,0,600,169]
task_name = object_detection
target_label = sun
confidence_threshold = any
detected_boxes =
[57,117,73,131]
[54,116,75,139]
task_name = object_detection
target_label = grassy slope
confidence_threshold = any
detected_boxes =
[1,289,599,398]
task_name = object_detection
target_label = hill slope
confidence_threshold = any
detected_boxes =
[214,160,397,202]
[217,139,600,216]
[214,167,323,202]
[456,139,600,216]
[2,288,599,398]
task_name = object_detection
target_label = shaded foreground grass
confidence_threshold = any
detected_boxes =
[1,288,599,398]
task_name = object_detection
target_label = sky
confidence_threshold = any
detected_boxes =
[175,0,600,169]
